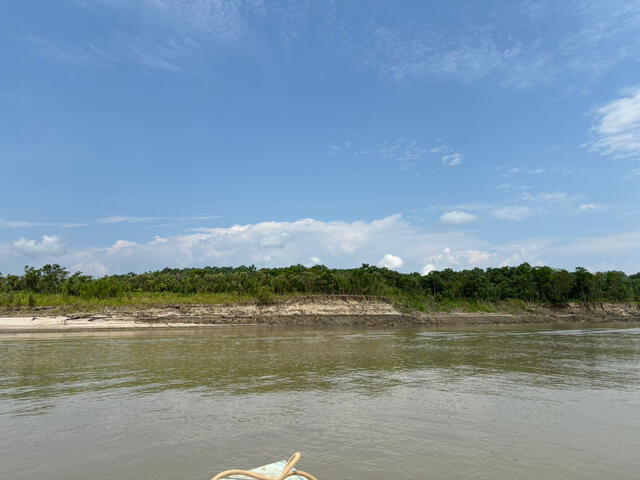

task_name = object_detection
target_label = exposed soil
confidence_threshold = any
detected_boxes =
[1,297,639,332]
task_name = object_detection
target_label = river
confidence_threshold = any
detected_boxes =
[1,323,639,479]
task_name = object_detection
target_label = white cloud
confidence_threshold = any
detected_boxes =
[490,206,536,221]
[98,216,152,224]
[96,214,219,224]
[133,46,183,72]
[3,216,639,275]
[420,263,436,275]
[0,214,218,235]
[23,35,116,67]
[520,191,573,204]
[151,236,169,244]
[559,1,640,76]
[141,0,247,42]
[378,253,403,269]
[259,232,289,247]
[0,219,85,229]
[365,25,550,87]
[69,260,109,277]
[500,164,574,178]
[27,0,237,72]
[466,250,493,265]
[590,86,640,159]
[626,168,640,180]
[86,0,248,44]
[439,211,479,225]
[108,240,138,252]
[433,194,593,222]
[335,137,465,171]
[37,0,640,86]
[441,152,463,167]
[0,215,496,275]
[11,235,65,257]
[550,231,640,256]
[421,247,494,272]
[378,139,429,169]
[498,242,544,268]
[361,1,640,88]
[579,203,602,211]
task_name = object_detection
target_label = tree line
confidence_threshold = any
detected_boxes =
[1,263,639,304]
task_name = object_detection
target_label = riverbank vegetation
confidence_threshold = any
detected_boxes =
[1,263,639,311]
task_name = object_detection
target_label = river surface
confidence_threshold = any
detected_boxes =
[1,323,639,480]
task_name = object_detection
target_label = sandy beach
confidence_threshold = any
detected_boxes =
[0,315,219,332]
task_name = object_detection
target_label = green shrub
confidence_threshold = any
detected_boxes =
[256,285,274,304]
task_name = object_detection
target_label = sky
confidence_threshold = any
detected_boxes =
[1,0,640,276]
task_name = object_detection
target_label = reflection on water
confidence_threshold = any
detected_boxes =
[1,324,639,480]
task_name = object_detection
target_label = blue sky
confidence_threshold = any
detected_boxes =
[1,0,640,275]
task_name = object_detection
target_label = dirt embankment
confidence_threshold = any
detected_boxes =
[425,302,640,325]
[1,297,639,332]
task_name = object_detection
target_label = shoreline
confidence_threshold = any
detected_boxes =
[1,297,639,333]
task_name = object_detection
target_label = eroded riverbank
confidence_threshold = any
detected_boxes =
[1,297,639,332]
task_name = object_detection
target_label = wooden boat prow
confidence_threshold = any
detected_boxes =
[211,452,317,480]
[225,460,307,480]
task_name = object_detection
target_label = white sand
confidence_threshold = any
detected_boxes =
[0,315,212,332]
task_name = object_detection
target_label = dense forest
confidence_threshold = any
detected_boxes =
[1,263,639,308]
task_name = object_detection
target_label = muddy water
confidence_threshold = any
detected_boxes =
[1,324,639,480]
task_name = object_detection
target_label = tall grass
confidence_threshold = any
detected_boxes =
[0,291,287,310]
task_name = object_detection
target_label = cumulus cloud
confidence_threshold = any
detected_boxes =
[3,215,639,275]
[421,247,493,273]
[378,253,403,269]
[69,260,109,277]
[259,233,289,247]
[439,211,479,225]
[11,235,65,256]
[497,242,544,268]
[0,215,497,275]
[590,86,640,159]
[420,264,436,275]
[466,250,493,264]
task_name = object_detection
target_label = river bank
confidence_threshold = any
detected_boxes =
[1,296,639,332]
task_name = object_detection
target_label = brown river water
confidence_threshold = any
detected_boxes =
[1,323,639,480]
